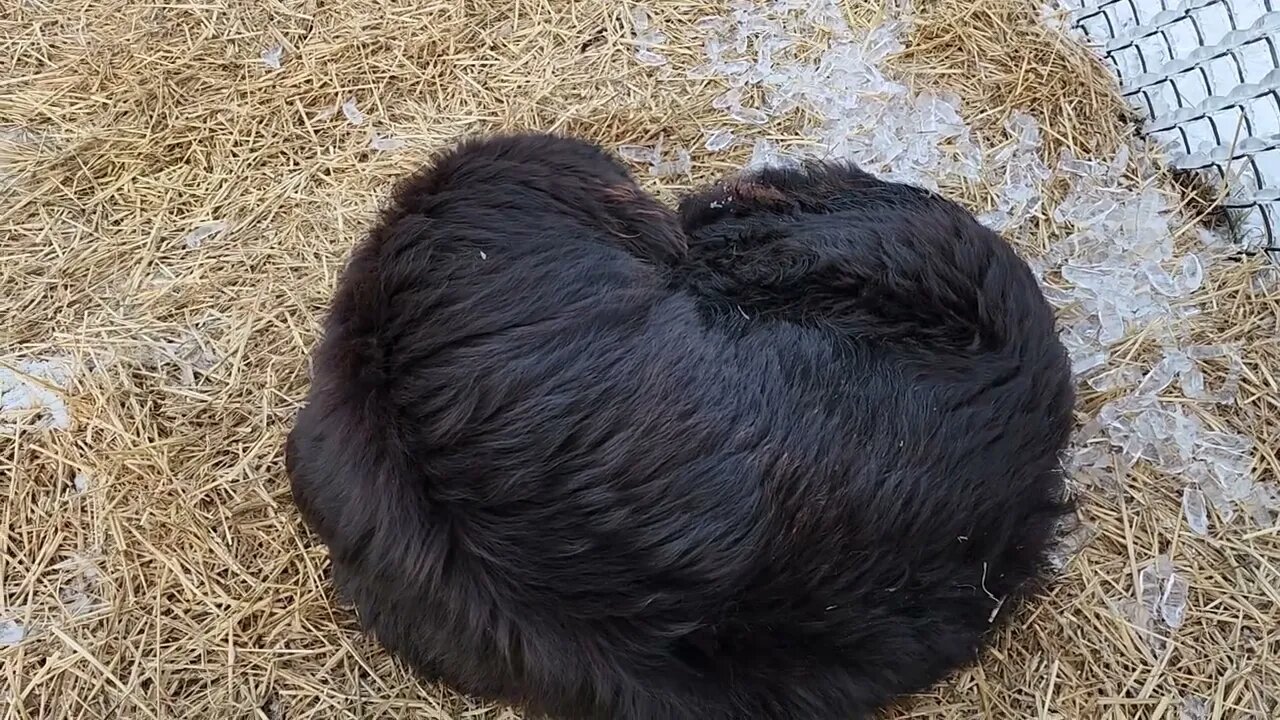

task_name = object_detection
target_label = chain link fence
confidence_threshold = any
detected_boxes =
[1059,0,1280,253]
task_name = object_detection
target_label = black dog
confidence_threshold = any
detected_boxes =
[285,132,1075,719]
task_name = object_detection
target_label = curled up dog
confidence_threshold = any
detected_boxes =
[285,132,1076,719]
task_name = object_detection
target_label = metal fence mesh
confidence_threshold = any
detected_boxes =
[1061,0,1280,252]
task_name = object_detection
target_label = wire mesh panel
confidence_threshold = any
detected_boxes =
[1059,0,1280,252]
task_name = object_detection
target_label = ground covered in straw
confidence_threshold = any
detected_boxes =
[2,0,1277,718]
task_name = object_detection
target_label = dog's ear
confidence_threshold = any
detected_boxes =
[680,162,917,234]
[600,183,688,265]
[676,177,795,234]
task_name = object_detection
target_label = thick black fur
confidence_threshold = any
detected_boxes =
[285,132,1075,719]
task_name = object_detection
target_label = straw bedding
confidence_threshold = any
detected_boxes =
[1,0,1276,718]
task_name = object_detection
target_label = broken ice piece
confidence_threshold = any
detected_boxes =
[747,138,778,169]
[342,99,365,126]
[1211,355,1243,403]
[1199,477,1236,522]
[629,6,652,32]
[711,88,741,112]
[1106,142,1130,181]
[1136,356,1178,396]
[62,589,94,617]
[182,220,228,249]
[1097,307,1126,346]
[1071,351,1108,377]
[1087,366,1142,392]
[1159,571,1188,628]
[0,358,73,430]
[728,106,769,125]
[1179,365,1208,400]
[704,129,735,152]
[692,15,723,31]
[1180,696,1210,720]
[650,149,691,178]
[629,7,667,66]
[261,45,284,70]
[369,133,405,152]
[1047,519,1095,571]
[0,619,24,646]
[1254,482,1280,511]
[636,49,667,67]
[1073,441,1108,464]
[1182,485,1209,535]
[1176,253,1204,295]
[1004,110,1041,149]
[1142,260,1180,297]
[1242,482,1279,528]
[1185,344,1234,359]
[616,145,656,164]
[1252,266,1280,293]
[1137,561,1162,617]
[978,210,1011,232]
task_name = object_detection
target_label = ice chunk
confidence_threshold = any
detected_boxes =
[711,88,740,112]
[1068,444,1115,490]
[704,129,735,152]
[1179,365,1207,399]
[1182,485,1209,535]
[1176,254,1204,294]
[636,49,667,66]
[1006,110,1041,149]
[631,6,668,66]
[1072,351,1108,377]
[1137,561,1162,622]
[182,220,228,249]
[1088,366,1142,392]
[1142,260,1180,297]
[1,358,74,430]
[0,619,23,646]
[1199,476,1236,522]
[1096,302,1129,346]
[1107,142,1130,181]
[369,132,405,152]
[1243,482,1279,527]
[915,90,966,134]
[1160,571,1188,628]
[342,99,365,126]
[1197,431,1253,496]
[1212,354,1244,404]
[1253,482,1280,512]
[616,145,656,164]
[747,138,779,169]
[650,149,691,178]
[1185,344,1233,359]
[1138,559,1163,605]
[1180,696,1210,720]
[261,45,284,69]
[1131,555,1184,643]
[630,6,652,31]
[729,106,769,125]
[1252,265,1280,293]
[1136,356,1179,395]
[1047,519,1095,571]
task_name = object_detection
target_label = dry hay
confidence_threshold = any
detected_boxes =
[1,0,1277,718]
